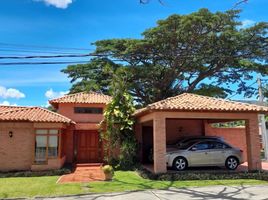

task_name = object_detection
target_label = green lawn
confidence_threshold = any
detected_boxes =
[0,171,267,199]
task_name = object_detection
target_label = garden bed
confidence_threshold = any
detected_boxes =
[0,166,72,178]
[137,167,268,181]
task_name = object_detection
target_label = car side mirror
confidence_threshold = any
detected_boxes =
[191,147,197,151]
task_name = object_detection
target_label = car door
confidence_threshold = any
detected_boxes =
[208,141,228,165]
[188,141,211,166]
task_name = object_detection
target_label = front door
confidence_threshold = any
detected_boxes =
[76,130,101,163]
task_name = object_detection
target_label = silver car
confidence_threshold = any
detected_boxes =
[166,140,244,171]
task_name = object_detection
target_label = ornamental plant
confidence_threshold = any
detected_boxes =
[101,69,137,170]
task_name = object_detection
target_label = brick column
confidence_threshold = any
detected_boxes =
[245,115,262,171]
[134,123,143,162]
[153,114,167,173]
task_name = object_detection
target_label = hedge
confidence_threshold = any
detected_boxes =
[137,167,268,181]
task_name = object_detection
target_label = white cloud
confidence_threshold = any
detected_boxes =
[35,0,73,9]
[45,89,68,99]
[0,86,25,99]
[241,19,255,28]
[0,101,17,106]
[41,101,51,108]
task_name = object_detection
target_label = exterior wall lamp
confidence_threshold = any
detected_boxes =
[9,131,13,138]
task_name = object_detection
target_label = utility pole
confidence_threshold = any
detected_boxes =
[258,77,268,161]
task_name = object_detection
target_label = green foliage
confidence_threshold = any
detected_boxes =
[101,70,137,170]
[263,84,268,100]
[0,168,71,178]
[63,9,268,105]
[61,58,121,94]
[138,167,268,181]
[212,120,245,128]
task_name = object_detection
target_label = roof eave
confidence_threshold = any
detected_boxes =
[134,108,268,118]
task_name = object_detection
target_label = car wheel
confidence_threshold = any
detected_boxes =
[225,157,239,170]
[173,157,188,171]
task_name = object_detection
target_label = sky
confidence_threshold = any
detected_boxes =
[0,0,267,106]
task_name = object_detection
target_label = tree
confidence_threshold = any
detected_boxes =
[62,58,121,94]
[101,69,137,169]
[263,84,268,100]
[62,9,268,106]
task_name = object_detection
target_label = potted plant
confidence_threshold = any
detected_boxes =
[102,165,114,181]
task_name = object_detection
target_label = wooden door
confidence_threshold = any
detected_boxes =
[76,130,100,163]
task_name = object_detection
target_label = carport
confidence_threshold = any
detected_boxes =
[134,93,268,174]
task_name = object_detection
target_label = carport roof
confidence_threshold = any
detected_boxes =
[134,93,268,116]
[0,106,74,124]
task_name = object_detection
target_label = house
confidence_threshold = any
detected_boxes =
[0,92,267,173]
[0,92,111,172]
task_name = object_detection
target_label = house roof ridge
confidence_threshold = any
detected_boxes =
[49,91,112,107]
[134,92,268,116]
[184,93,268,109]
[0,106,74,124]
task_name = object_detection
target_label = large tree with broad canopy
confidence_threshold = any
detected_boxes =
[62,9,268,106]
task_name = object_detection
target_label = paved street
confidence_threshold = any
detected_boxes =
[42,185,268,200]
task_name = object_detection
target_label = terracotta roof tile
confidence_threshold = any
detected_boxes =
[49,92,112,107]
[0,106,26,113]
[135,93,268,116]
[0,106,74,124]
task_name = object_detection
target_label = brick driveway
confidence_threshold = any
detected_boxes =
[57,164,105,183]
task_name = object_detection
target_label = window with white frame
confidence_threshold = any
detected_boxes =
[35,129,59,163]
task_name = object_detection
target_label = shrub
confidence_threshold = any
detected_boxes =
[102,165,114,175]
[0,167,72,178]
[137,167,268,181]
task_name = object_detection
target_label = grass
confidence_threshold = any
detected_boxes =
[88,171,268,193]
[0,171,268,198]
[0,176,84,199]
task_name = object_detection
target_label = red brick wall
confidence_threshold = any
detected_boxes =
[0,122,67,172]
[0,122,34,171]
[205,123,247,161]
[166,119,204,144]
[57,103,106,123]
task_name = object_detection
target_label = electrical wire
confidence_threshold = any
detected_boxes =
[0,42,94,51]
[227,81,257,100]
[0,48,90,55]
[0,61,90,65]
[0,54,92,59]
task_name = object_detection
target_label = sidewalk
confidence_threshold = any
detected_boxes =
[42,185,268,200]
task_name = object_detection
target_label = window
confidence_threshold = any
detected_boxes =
[35,129,60,163]
[192,142,210,151]
[210,141,231,149]
[74,107,103,114]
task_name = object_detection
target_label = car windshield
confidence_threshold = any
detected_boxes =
[178,141,197,150]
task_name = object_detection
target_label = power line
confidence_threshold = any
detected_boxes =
[0,51,259,59]
[0,48,91,55]
[0,61,90,65]
[0,54,92,59]
[0,42,94,51]
[0,58,123,65]
[227,80,257,100]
